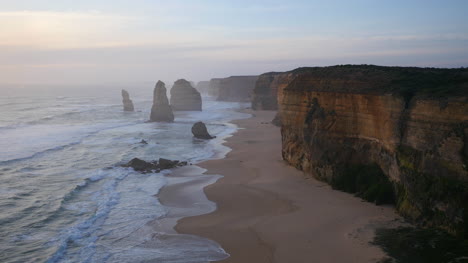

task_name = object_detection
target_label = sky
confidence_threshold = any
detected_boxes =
[1,0,467,86]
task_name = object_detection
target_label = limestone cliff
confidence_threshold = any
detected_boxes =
[208,78,222,97]
[150,81,174,122]
[170,79,202,111]
[278,65,468,236]
[217,76,258,102]
[121,89,134,111]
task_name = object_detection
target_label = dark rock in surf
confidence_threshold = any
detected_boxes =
[122,157,187,173]
[122,89,134,111]
[123,158,157,172]
[150,81,174,122]
[192,122,215,139]
[158,158,180,169]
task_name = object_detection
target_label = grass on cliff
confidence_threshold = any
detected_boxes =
[374,227,468,263]
[331,164,395,205]
[290,65,468,99]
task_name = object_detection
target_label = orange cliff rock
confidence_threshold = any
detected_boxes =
[270,65,468,236]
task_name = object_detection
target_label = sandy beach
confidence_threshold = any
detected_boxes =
[160,110,401,263]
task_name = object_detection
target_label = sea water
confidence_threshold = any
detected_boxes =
[0,85,249,263]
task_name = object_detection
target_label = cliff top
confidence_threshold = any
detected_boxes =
[284,65,468,99]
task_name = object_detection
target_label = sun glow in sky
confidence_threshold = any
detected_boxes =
[1,0,467,85]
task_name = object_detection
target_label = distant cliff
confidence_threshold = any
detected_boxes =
[216,76,258,102]
[195,81,211,95]
[277,65,468,236]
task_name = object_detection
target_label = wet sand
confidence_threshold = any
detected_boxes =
[160,110,401,263]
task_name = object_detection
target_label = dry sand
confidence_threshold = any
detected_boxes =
[160,110,402,263]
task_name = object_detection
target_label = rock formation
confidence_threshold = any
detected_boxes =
[217,76,259,102]
[208,78,222,97]
[170,79,202,111]
[122,157,187,173]
[150,81,174,122]
[192,121,215,139]
[277,65,468,236]
[252,73,280,110]
[121,89,134,111]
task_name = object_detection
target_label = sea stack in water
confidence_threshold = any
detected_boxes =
[150,81,174,122]
[121,89,134,111]
[170,79,202,111]
[191,121,215,139]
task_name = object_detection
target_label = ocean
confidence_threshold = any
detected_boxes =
[0,85,249,263]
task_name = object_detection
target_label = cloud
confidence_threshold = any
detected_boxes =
[0,11,151,49]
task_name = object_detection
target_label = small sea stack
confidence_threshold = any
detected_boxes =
[150,81,174,122]
[121,89,134,111]
[170,79,202,111]
[192,121,215,139]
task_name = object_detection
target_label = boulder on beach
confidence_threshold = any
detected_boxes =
[150,81,175,122]
[121,89,134,111]
[170,79,202,111]
[192,121,215,139]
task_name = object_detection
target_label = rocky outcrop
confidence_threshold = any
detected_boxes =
[170,79,202,111]
[121,89,134,111]
[122,157,187,173]
[278,65,468,236]
[217,76,259,102]
[192,122,215,139]
[150,81,174,122]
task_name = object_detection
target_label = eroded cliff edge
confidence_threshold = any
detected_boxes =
[277,65,468,236]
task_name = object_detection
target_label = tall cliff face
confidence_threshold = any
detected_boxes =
[251,73,280,110]
[217,76,258,102]
[208,78,222,97]
[170,79,202,111]
[278,65,468,236]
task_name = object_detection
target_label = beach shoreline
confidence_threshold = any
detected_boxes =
[159,110,403,263]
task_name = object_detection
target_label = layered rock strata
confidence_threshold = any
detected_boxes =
[170,79,202,111]
[121,89,134,111]
[150,81,174,122]
[278,65,468,236]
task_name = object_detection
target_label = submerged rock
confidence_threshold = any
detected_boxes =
[150,81,174,122]
[122,157,187,173]
[170,79,202,111]
[140,139,148,144]
[121,89,134,111]
[192,121,215,139]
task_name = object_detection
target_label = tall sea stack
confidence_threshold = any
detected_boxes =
[170,79,202,111]
[121,89,134,111]
[150,81,174,122]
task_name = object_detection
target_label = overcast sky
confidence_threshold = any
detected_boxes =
[1,0,467,86]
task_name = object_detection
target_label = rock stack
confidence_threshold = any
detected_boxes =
[150,81,174,122]
[170,79,202,111]
[121,89,134,111]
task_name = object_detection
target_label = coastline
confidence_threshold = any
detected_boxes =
[160,110,404,263]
